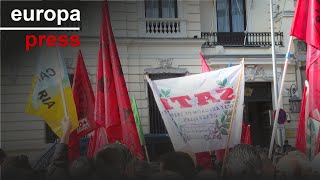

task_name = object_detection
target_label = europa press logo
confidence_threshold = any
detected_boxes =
[1,2,82,51]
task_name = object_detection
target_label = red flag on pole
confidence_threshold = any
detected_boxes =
[243,125,252,145]
[69,50,98,160]
[98,0,144,159]
[290,0,320,50]
[88,35,114,157]
[306,45,320,122]
[296,86,308,154]
[200,52,211,72]
[291,0,320,156]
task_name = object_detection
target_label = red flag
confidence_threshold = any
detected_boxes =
[296,84,308,154]
[290,0,320,50]
[306,45,320,122]
[243,125,252,145]
[195,152,212,169]
[98,0,144,159]
[291,0,320,157]
[87,132,96,158]
[87,30,120,156]
[200,52,211,72]
[69,50,98,161]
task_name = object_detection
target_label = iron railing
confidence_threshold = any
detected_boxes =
[201,32,284,47]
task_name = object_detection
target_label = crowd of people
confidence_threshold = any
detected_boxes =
[1,118,320,180]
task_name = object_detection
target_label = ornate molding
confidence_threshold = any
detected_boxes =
[157,58,173,68]
[245,65,281,81]
[293,39,307,61]
[145,58,188,74]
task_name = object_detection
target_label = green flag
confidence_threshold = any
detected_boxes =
[131,96,145,146]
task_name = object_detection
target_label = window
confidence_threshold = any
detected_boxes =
[145,0,178,18]
[216,0,246,32]
[45,73,74,143]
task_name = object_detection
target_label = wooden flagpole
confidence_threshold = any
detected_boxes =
[220,59,245,178]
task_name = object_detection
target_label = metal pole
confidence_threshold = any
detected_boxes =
[268,36,294,159]
[268,0,279,159]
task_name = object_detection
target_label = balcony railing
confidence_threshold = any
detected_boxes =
[139,18,187,38]
[201,32,284,47]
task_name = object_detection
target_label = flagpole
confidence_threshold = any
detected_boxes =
[268,36,293,159]
[56,47,69,121]
[268,0,279,158]
[221,59,245,178]
[143,145,150,163]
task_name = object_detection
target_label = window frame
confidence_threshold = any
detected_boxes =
[216,0,247,32]
[144,0,178,18]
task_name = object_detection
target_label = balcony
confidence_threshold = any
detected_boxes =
[139,18,187,38]
[201,32,284,48]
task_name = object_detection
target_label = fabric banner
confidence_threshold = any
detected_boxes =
[25,47,78,138]
[147,65,244,153]
[69,50,98,161]
[306,45,320,122]
[290,0,320,50]
[307,116,320,159]
[72,50,98,139]
[103,0,144,159]
[88,0,144,159]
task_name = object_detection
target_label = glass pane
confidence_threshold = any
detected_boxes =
[231,0,245,32]
[145,0,160,18]
[217,0,230,32]
[162,0,177,18]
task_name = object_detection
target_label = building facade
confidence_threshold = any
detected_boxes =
[1,0,304,161]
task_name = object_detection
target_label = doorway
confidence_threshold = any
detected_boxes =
[244,82,273,147]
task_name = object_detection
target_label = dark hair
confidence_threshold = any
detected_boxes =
[94,143,135,180]
[224,144,262,178]
[159,151,196,180]
[1,155,36,180]
[69,156,95,180]
[148,171,184,180]
[132,160,152,180]
[195,170,218,180]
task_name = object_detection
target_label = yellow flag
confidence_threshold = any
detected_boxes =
[25,47,78,138]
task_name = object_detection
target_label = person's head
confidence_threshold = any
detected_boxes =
[159,151,196,180]
[69,156,95,180]
[1,155,35,180]
[148,171,184,180]
[94,142,135,180]
[276,151,311,179]
[256,147,275,177]
[194,170,218,180]
[284,140,289,145]
[224,144,263,179]
[0,148,7,165]
[131,160,151,180]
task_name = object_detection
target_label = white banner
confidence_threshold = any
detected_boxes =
[147,64,245,153]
